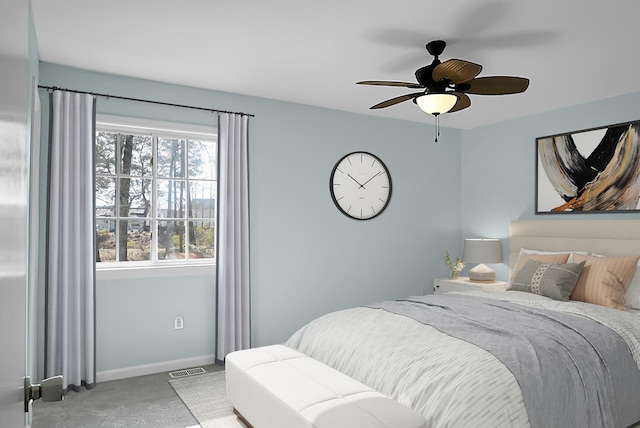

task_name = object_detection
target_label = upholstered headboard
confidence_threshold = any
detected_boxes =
[509,219,640,273]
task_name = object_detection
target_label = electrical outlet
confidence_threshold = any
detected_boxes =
[174,316,184,330]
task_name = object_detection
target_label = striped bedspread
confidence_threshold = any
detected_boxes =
[285,290,640,428]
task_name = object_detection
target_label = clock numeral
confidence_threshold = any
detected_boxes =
[371,206,376,214]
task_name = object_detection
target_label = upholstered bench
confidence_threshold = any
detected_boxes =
[225,344,426,428]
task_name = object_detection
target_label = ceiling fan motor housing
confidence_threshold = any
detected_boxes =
[415,63,448,92]
[426,40,446,58]
[417,40,448,91]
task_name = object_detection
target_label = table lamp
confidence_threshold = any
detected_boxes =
[463,238,503,282]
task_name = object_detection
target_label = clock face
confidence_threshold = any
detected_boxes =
[330,151,392,220]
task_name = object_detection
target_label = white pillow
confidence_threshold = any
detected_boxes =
[592,253,640,310]
[626,270,640,309]
[517,248,588,263]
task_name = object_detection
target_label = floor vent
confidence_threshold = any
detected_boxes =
[168,367,207,379]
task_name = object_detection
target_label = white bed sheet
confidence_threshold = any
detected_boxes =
[286,291,640,428]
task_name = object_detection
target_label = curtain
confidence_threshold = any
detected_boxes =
[45,90,96,392]
[216,113,251,362]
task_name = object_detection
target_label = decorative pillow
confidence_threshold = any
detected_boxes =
[570,254,640,310]
[509,259,586,301]
[625,265,640,309]
[592,254,640,310]
[511,252,570,283]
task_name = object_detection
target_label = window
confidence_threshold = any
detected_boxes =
[95,116,217,267]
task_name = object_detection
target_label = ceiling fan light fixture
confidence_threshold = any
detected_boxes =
[415,93,458,116]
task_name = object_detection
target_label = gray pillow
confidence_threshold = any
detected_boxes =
[509,259,586,301]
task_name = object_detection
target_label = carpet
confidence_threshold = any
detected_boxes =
[169,371,247,428]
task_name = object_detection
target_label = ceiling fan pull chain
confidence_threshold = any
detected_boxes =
[434,114,440,143]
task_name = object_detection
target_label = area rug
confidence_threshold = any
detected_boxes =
[169,370,247,428]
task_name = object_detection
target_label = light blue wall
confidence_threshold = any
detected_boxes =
[37,62,640,375]
[38,62,640,375]
[96,270,216,370]
[461,92,640,281]
[37,63,462,372]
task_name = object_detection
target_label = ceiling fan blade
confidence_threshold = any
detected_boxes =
[357,80,424,89]
[432,59,482,84]
[370,92,424,109]
[461,76,530,95]
[449,92,471,113]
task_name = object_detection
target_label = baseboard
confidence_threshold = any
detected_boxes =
[97,354,217,383]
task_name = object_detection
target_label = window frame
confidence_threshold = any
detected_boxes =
[95,114,218,272]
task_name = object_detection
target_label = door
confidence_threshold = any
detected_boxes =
[0,1,31,425]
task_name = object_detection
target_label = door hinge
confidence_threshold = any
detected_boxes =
[24,375,63,412]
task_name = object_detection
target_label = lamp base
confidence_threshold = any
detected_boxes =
[468,263,496,282]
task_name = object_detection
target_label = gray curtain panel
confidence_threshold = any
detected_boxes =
[45,90,96,392]
[216,113,250,361]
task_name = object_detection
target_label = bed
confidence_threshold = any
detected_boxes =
[285,220,640,428]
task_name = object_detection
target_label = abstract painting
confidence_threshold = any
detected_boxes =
[536,121,640,213]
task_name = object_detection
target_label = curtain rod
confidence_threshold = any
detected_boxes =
[38,85,254,118]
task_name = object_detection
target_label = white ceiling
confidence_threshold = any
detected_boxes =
[30,0,640,130]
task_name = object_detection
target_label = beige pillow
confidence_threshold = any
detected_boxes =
[510,253,570,288]
[570,254,640,310]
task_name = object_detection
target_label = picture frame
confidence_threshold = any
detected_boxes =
[536,120,640,214]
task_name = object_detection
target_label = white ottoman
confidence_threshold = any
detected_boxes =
[225,345,426,428]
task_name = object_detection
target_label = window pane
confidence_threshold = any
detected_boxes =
[96,226,115,262]
[157,179,187,218]
[96,132,116,175]
[96,177,116,217]
[128,178,152,217]
[108,219,152,263]
[96,217,115,233]
[125,229,151,261]
[117,177,152,217]
[188,140,216,179]
[157,138,186,178]
[189,220,215,259]
[117,134,152,177]
[131,135,153,177]
[157,220,185,260]
[189,181,216,220]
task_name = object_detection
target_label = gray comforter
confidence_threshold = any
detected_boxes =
[369,294,640,428]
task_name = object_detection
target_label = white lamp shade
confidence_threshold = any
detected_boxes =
[463,238,502,282]
[416,93,458,115]
[463,238,502,264]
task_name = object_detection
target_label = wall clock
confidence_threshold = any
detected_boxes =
[330,151,392,220]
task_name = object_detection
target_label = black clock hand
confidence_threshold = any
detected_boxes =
[361,171,382,187]
[347,174,366,189]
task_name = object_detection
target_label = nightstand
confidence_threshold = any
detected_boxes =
[433,277,508,294]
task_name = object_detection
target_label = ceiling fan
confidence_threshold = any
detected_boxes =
[357,40,529,140]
